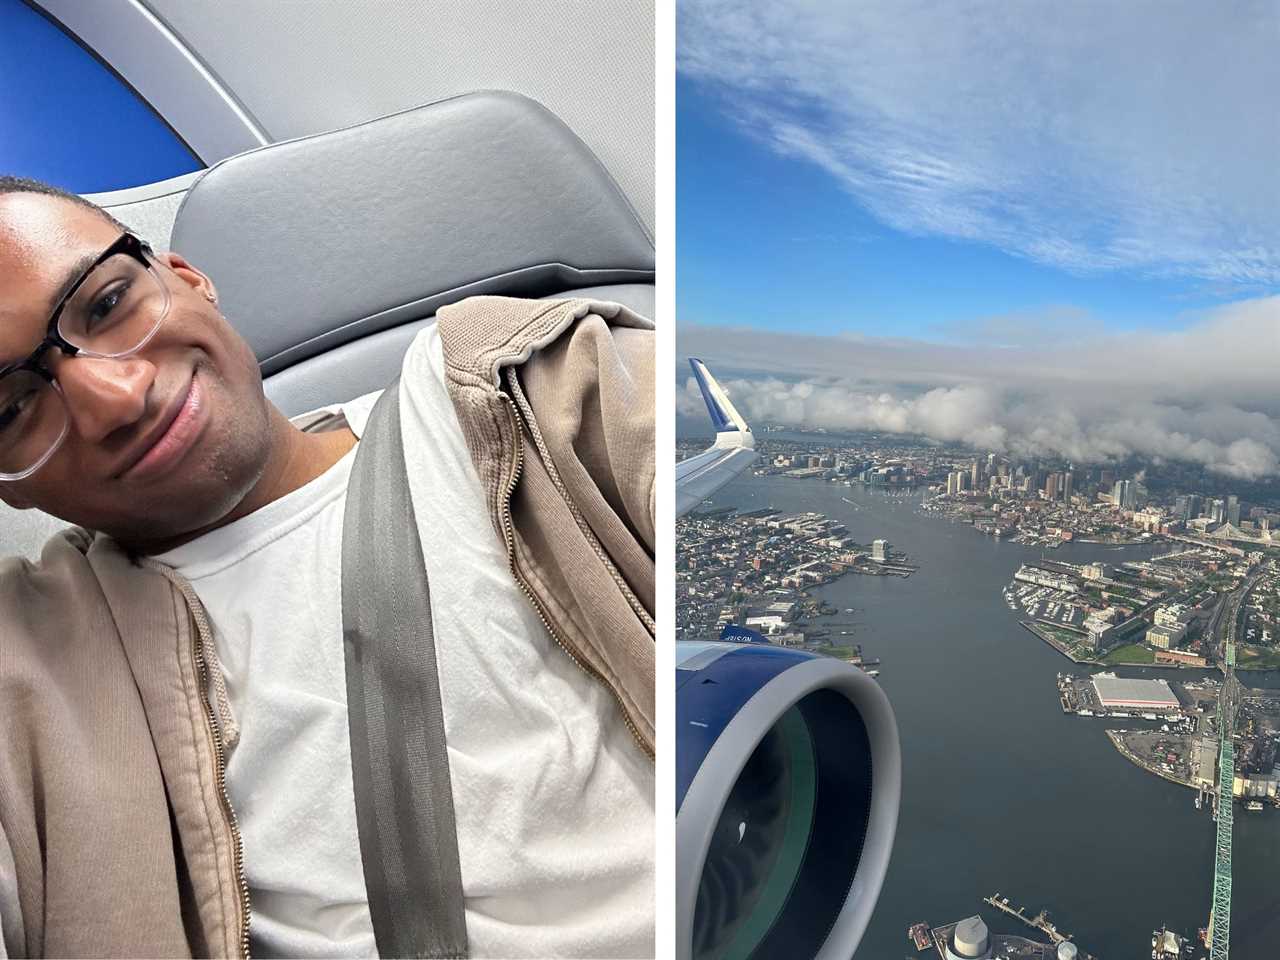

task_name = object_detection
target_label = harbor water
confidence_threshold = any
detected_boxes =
[701,473,1280,959]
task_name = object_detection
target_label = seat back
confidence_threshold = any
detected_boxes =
[1,91,654,557]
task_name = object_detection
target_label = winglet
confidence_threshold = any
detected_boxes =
[689,358,751,437]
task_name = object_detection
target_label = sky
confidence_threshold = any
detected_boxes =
[676,1,1280,482]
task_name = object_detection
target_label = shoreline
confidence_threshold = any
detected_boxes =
[1104,730,1196,790]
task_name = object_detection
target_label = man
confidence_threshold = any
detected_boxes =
[0,177,655,958]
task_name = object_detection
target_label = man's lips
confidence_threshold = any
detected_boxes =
[116,373,208,481]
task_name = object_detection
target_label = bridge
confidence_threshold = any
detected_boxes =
[1207,572,1257,960]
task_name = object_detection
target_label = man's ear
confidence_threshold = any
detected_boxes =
[158,251,219,305]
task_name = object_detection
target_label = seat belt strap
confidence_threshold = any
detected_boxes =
[341,379,468,959]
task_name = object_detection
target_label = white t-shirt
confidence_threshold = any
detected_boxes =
[153,326,654,959]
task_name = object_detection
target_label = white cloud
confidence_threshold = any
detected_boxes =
[678,296,1280,480]
[679,1,1280,284]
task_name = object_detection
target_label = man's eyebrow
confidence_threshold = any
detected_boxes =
[0,250,102,371]
[46,250,104,317]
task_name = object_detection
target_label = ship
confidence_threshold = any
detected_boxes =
[1151,924,1194,958]
[907,922,931,951]
[1246,799,1264,811]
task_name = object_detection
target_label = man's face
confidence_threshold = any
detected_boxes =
[0,193,274,544]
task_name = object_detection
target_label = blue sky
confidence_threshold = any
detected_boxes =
[675,2,1280,480]
[676,2,1278,342]
[679,79,1253,339]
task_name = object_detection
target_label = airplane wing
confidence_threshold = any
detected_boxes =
[676,359,757,516]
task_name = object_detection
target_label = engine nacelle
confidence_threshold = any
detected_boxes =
[676,641,900,960]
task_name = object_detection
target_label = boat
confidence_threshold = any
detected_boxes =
[1141,713,1158,720]
[1246,800,1264,811]
[907,922,931,951]
[1151,924,1193,958]
[1194,793,1202,810]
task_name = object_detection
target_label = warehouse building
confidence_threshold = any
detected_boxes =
[1092,674,1180,712]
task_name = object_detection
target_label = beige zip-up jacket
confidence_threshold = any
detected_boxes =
[0,296,654,958]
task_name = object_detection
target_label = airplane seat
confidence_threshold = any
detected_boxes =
[1,90,653,560]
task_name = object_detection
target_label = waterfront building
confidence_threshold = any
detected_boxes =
[1194,736,1218,789]
[1081,562,1111,580]
[945,916,992,960]
[1084,616,1117,650]
[1014,564,1079,594]
[1091,675,1180,711]
[1132,507,1163,532]
[872,539,891,562]
[1155,648,1206,667]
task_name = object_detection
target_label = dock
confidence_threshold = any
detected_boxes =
[983,893,1074,946]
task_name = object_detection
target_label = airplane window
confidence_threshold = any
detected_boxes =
[0,0,201,192]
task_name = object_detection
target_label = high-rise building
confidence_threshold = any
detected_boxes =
[1209,498,1225,524]
[872,539,890,562]
[1043,474,1059,500]
[1227,495,1240,527]
[971,461,981,490]
[1112,479,1135,510]
[1175,496,1191,521]
[1061,472,1073,502]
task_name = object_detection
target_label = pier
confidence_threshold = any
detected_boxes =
[983,893,1074,946]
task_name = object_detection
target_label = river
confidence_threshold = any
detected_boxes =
[702,472,1280,959]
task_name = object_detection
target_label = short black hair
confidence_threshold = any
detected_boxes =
[0,175,127,231]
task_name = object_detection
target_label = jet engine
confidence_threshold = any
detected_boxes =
[675,640,900,960]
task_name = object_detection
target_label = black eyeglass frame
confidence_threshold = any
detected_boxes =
[0,232,174,482]
[0,232,160,386]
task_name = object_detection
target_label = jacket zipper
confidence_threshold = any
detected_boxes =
[503,367,655,635]
[187,596,252,959]
[498,393,655,760]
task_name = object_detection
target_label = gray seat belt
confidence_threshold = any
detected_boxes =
[341,379,468,959]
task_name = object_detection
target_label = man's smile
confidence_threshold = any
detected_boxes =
[116,369,209,482]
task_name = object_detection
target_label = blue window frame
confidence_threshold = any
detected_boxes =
[0,0,202,192]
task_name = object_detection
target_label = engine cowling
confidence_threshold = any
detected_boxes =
[676,640,900,960]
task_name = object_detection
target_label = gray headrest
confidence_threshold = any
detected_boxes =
[170,91,654,376]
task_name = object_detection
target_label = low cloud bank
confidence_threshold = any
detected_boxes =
[677,298,1280,481]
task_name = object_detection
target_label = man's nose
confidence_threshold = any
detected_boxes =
[51,354,157,444]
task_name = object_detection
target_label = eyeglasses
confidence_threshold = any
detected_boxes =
[0,233,172,481]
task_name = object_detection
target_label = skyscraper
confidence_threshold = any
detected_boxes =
[1227,495,1240,527]
[1062,472,1073,502]
[1113,479,1135,510]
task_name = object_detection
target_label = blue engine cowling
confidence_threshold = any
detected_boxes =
[676,640,901,960]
